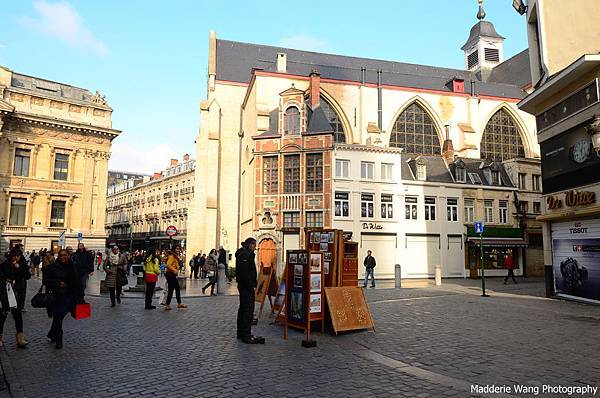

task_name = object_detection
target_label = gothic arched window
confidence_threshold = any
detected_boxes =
[390,102,441,155]
[284,106,300,135]
[480,109,525,161]
[320,97,346,143]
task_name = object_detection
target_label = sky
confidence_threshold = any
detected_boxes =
[0,0,528,174]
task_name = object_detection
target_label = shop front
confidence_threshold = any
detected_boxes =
[466,227,527,277]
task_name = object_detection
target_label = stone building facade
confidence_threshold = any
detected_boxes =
[0,65,119,253]
[105,156,194,251]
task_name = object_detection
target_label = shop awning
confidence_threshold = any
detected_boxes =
[467,237,528,248]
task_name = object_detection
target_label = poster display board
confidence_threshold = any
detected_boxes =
[324,287,375,334]
[306,229,339,287]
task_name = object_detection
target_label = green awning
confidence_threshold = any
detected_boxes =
[467,226,524,239]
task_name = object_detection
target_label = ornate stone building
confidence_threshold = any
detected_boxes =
[105,155,195,251]
[0,65,119,253]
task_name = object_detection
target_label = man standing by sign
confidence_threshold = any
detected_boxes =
[363,250,376,289]
[235,237,263,344]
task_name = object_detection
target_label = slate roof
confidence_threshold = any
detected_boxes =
[461,20,505,50]
[449,157,515,188]
[487,50,531,87]
[401,155,455,184]
[216,39,529,99]
[254,102,333,138]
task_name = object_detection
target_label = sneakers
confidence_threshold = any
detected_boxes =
[164,305,172,311]
[177,303,188,309]
[241,336,265,344]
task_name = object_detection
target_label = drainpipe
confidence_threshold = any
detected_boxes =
[236,129,244,250]
[377,69,383,130]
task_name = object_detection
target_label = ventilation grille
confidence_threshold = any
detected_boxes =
[467,51,479,69]
[484,48,500,62]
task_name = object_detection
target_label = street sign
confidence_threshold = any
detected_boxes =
[77,232,83,242]
[474,221,484,234]
[58,231,66,248]
[166,225,178,237]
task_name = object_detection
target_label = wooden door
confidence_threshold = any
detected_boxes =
[258,238,277,273]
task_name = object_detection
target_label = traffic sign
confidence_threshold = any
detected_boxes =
[474,221,484,234]
[166,225,178,237]
[77,232,83,242]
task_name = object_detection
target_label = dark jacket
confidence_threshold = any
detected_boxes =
[235,247,257,289]
[218,248,227,265]
[43,260,81,317]
[364,255,376,269]
[30,253,41,266]
[72,250,94,276]
[0,258,31,311]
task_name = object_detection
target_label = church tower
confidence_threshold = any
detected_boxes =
[461,0,505,81]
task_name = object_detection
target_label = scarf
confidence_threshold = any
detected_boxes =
[109,251,120,265]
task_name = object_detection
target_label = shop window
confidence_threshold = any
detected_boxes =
[424,197,436,221]
[9,198,27,226]
[447,198,458,222]
[405,196,418,220]
[484,199,494,223]
[499,200,508,224]
[381,194,393,219]
[335,159,349,178]
[283,212,300,228]
[334,192,350,217]
[361,193,374,218]
[13,149,30,177]
[305,211,323,228]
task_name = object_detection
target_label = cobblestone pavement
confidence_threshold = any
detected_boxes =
[0,279,598,398]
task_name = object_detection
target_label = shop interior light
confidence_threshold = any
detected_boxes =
[512,0,527,15]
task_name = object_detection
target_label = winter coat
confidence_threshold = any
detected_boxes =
[44,260,80,317]
[218,249,227,265]
[203,254,217,273]
[103,253,127,288]
[364,255,376,269]
[503,255,515,270]
[72,250,94,276]
[166,253,180,275]
[144,257,160,276]
[0,258,31,311]
[235,247,257,289]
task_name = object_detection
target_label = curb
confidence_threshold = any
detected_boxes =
[0,348,24,398]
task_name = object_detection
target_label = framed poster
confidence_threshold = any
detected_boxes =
[294,264,303,276]
[290,290,303,321]
[310,274,322,292]
[310,253,322,272]
[298,252,307,264]
[289,253,297,264]
[310,294,321,313]
[293,276,303,288]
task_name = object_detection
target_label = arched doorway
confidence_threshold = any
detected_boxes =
[258,238,277,273]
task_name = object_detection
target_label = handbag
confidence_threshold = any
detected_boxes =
[159,284,168,305]
[31,285,55,308]
[71,303,91,320]
[6,283,17,309]
[117,268,128,286]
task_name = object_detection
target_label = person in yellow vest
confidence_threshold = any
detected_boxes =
[144,250,161,310]
[164,247,187,310]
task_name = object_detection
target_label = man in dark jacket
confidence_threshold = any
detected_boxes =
[30,250,41,278]
[0,248,31,347]
[363,250,376,288]
[218,246,231,282]
[71,243,94,301]
[235,238,263,344]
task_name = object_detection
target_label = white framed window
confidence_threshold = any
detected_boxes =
[13,149,31,177]
[361,162,374,179]
[381,163,393,180]
[405,197,418,220]
[9,198,27,226]
[283,212,300,228]
[456,167,466,182]
[499,200,508,224]
[484,200,494,223]
[335,159,350,178]
[381,194,393,219]
[416,164,426,181]
[464,198,474,223]
[447,198,458,222]
[334,192,350,217]
[424,197,436,221]
[305,211,323,228]
[361,193,374,218]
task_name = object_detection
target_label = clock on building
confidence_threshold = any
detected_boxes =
[571,139,591,163]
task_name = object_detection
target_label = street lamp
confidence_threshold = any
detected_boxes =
[512,0,527,15]
[586,115,600,156]
[0,217,5,254]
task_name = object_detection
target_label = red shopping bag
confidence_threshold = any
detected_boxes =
[71,303,91,320]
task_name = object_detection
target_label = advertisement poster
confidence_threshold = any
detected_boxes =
[553,238,600,303]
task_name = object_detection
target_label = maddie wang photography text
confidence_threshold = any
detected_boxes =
[471,384,599,396]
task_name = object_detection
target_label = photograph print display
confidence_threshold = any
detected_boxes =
[290,290,303,320]
[288,253,297,264]
[294,264,303,276]
[324,262,330,275]
[321,233,329,243]
[293,276,303,288]
[310,274,322,292]
[310,294,321,313]
[298,253,307,264]
[310,253,322,272]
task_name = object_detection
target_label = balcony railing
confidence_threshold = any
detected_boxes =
[281,194,302,211]
[2,226,31,233]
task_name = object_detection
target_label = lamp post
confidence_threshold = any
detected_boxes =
[0,217,5,254]
[512,0,527,15]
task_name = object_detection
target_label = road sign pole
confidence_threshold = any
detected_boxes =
[480,232,488,297]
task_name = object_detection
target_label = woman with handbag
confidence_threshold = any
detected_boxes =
[144,250,161,310]
[164,247,187,310]
[103,246,127,307]
[0,248,31,348]
[201,249,218,296]
[43,249,81,349]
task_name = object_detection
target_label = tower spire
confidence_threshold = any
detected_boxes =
[477,0,486,20]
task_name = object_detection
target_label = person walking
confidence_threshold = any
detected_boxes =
[188,255,196,280]
[0,248,31,348]
[235,238,263,344]
[199,253,207,279]
[503,250,517,285]
[71,243,94,302]
[201,249,218,296]
[42,249,55,276]
[363,250,376,288]
[144,250,161,310]
[164,247,187,310]
[103,246,127,307]
[218,246,231,283]
[44,249,81,349]
[30,250,41,278]
[192,252,202,279]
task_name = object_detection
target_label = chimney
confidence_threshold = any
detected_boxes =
[441,124,455,164]
[183,153,190,161]
[170,158,178,167]
[277,52,287,73]
[309,69,320,108]
[153,172,162,180]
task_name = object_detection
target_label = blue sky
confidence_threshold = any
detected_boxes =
[0,0,528,174]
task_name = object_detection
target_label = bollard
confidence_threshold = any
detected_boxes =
[435,265,442,286]
[217,264,227,294]
[395,264,402,288]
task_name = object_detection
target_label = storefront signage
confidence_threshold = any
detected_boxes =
[361,222,383,231]
[569,222,588,235]
[546,190,596,210]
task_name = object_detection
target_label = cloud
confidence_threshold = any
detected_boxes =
[20,1,107,55]
[278,34,329,52]
[109,142,181,175]
[0,44,6,49]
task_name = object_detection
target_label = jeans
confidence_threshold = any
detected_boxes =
[165,273,181,305]
[504,269,517,284]
[193,266,199,279]
[0,308,23,334]
[145,282,156,308]
[203,276,216,295]
[364,268,375,287]
[48,314,65,341]
[109,286,122,305]
[237,286,255,339]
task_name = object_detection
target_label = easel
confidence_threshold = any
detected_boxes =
[270,269,286,324]
[255,266,277,320]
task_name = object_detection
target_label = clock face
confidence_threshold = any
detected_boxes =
[572,139,590,163]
